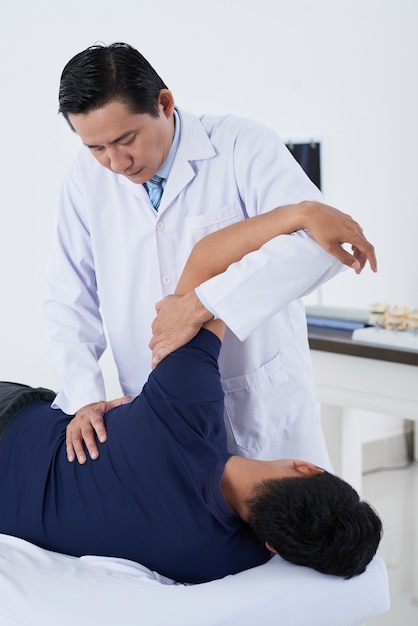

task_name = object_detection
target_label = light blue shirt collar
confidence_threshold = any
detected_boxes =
[155,108,180,182]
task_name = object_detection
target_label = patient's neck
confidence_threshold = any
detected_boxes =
[221,456,272,522]
[222,456,325,521]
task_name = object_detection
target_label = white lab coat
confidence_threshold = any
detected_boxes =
[45,109,343,467]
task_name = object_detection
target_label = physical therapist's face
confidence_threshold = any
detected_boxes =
[67,91,175,183]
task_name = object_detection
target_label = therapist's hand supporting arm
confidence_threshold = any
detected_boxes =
[150,201,377,367]
[149,291,214,369]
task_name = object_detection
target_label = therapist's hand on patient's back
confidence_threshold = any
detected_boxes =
[66,396,132,463]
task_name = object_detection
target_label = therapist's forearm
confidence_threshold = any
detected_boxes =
[175,203,307,296]
[171,204,307,344]
[177,200,376,298]
[151,200,376,361]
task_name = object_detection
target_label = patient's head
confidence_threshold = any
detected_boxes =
[246,471,382,578]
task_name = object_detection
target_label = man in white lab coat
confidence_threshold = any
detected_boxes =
[45,42,376,467]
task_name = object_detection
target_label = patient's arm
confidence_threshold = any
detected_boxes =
[172,202,332,340]
[175,201,377,296]
[173,205,309,341]
[151,200,377,361]
[175,203,312,297]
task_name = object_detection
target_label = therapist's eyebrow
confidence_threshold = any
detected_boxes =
[84,130,136,149]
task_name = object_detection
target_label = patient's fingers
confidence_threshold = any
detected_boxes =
[305,202,377,274]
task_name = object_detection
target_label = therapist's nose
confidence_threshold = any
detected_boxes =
[108,147,132,173]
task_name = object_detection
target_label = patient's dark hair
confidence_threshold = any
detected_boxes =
[59,42,168,128]
[247,471,382,579]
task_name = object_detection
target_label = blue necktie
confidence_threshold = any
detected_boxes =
[145,175,164,210]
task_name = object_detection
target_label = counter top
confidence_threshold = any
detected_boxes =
[307,326,418,366]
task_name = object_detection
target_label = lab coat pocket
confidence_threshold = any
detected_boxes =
[221,351,296,453]
[186,203,243,243]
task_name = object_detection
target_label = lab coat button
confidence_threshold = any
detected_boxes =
[162,275,172,285]
[156,221,165,231]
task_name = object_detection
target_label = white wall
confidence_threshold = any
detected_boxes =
[0,0,417,390]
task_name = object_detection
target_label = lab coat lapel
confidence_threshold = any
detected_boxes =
[116,109,216,213]
[159,109,216,212]
[117,174,152,204]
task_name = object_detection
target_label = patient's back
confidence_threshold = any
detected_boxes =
[0,330,269,582]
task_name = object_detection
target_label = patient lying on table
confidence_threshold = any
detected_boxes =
[0,207,382,583]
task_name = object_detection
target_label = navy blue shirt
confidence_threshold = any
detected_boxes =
[0,329,270,582]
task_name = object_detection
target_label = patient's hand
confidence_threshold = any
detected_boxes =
[301,201,377,274]
[66,396,132,463]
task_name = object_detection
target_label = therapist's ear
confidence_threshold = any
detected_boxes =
[158,89,175,118]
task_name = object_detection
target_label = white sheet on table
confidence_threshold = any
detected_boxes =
[0,533,390,626]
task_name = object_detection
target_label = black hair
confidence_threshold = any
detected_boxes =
[58,42,168,128]
[247,471,382,579]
